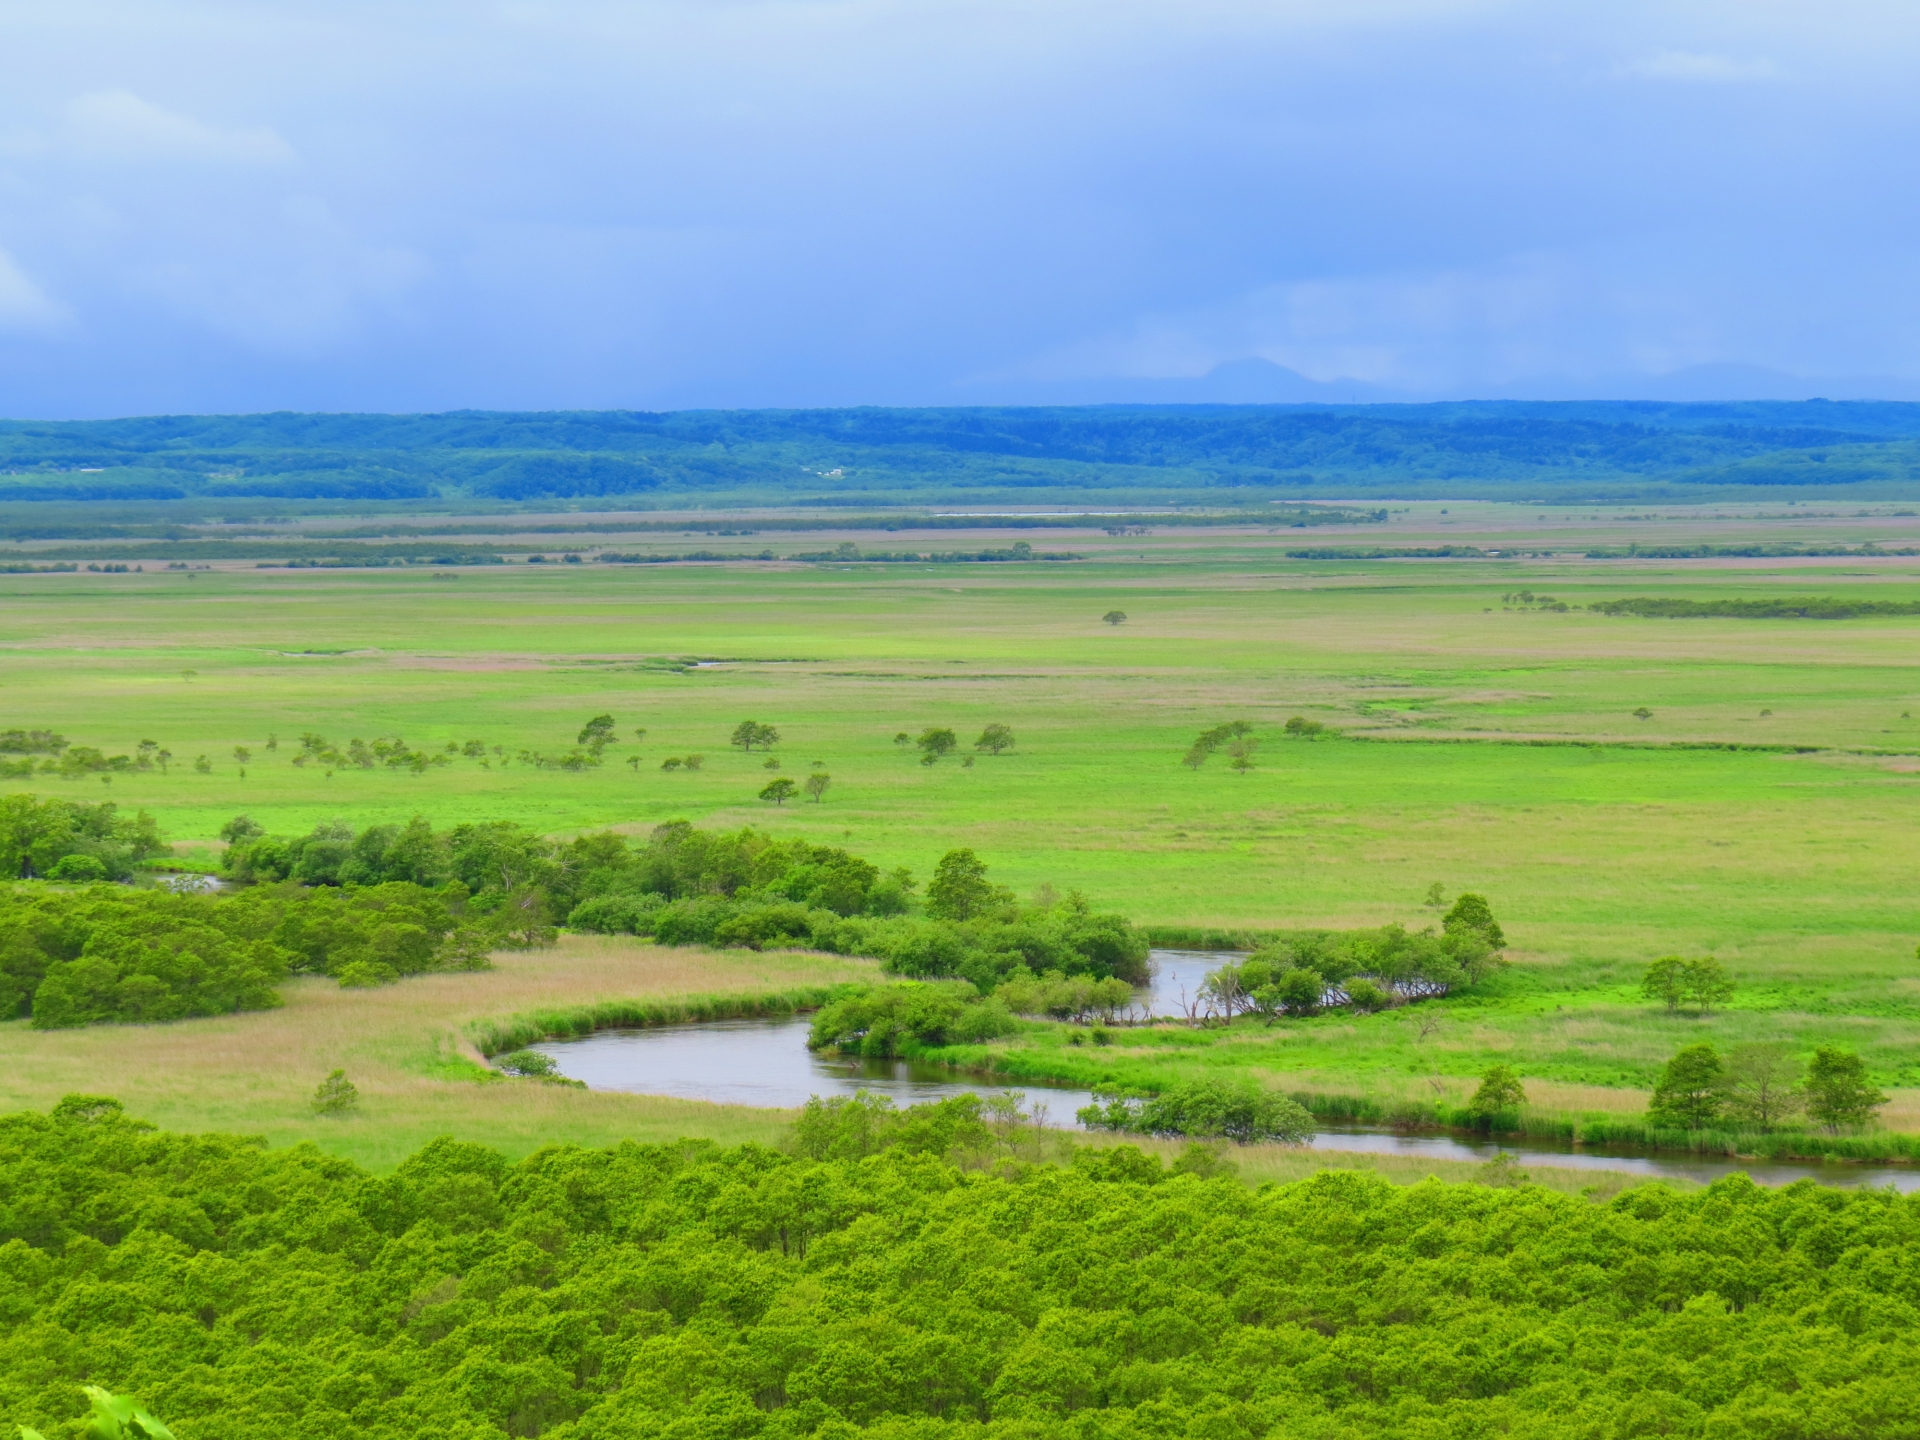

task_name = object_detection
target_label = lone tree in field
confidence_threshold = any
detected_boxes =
[1641,956,1687,1014]
[805,772,832,803]
[1466,1064,1526,1125]
[1804,1047,1888,1131]
[577,714,617,753]
[759,777,798,805]
[974,723,1015,755]
[1103,610,1127,625]
[730,720,779,752]
[916,727,958,765]
[1647,1044,1724,1130]
[1684,956,1734,1015]
[312,1070,360,1115]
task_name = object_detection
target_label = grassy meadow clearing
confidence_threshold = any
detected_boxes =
[3,500,1920,1158]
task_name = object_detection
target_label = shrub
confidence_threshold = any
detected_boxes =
[808,981,1018,1058]
[1079,1078,1316,1144]
[1345,977,1389,1012]
[335,960,398,988]
[47,853,108,882]
[495,1049,560,1077]
[310,1070,359,1114]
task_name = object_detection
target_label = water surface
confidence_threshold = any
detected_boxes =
[530,950,1920,1191]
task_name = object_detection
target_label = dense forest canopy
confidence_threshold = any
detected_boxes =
[5,1098,1920,1440]
[4,400,1920,502]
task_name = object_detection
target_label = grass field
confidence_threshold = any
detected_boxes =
[3,500,1919,1144]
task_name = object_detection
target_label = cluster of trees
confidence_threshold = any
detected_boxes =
[994,971,1135,1023]
[571,839,1145,994]
[21,1096,1920,1438]
[1592,595,1920,619]
[1642,954,1735,1014]
[0,794,167,881]
[807,982,1019,1058]
[1193,894,1506,1021]
[292,731,454,774]
[1182,720,1254,771]
[1502,589,1573,611]
[1181,717,1336,769]
[895,724,1014,767]
[1078,1079,1317,1145]
[1649,1042,1889,1132]
[730,720,780,752]
[0,879,499,1027]
[0,734,179,781]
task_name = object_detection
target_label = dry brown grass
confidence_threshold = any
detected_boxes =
[0,936,879,1171]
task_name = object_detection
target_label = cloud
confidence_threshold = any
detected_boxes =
[1619,50,1786,83]
[0,250,67,332]
[61,91,296,165]
[0,0,1915,413]
[988,237,1920,399]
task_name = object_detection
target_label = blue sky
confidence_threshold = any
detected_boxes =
[0,0,1915,417]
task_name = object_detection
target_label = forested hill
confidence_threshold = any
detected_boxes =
[5,399,1920,503]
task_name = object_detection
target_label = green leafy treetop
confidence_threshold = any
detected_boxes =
[577,713,617,754]
[1102,610,1127,625]
[925,847,1011,920]
[23,1386,179,1440]
[1647,1044,1724,1130]
[1641,956,1687,1014]
[1442,892,1505,950]
[1804,1047,1888,1131]
[311,1069,360,1115]
[974,722,1015,754]
[1641,955,1734,1016]
[1719,1041,1804,1130]
[730,720,779,752]
[1467,1064,1527,1120]
[916,727,958,765]
[758,777,798,805]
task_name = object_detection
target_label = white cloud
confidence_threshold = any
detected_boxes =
[0,249,67,332]
[62,90,296,165]
[1619,50,1786,83]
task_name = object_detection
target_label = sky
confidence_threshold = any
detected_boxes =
[0,0,1917,418]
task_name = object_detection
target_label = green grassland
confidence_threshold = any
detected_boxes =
[3,503,1920,1140]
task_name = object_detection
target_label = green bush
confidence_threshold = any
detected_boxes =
[1079,1078,1317,1144]
[808,981,1018,1058]
[46,853,109,882]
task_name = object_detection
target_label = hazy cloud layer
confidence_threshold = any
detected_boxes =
[0,0,1915,416]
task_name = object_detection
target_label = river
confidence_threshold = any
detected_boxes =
[527,950,1919,1192]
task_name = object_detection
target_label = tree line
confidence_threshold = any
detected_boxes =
[7,1093,1920,1438]
[0,879,507,1028]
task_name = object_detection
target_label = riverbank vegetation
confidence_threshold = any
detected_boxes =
[3,1095,1917,1440]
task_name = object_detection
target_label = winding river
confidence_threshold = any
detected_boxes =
[528,951,1920,1192]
